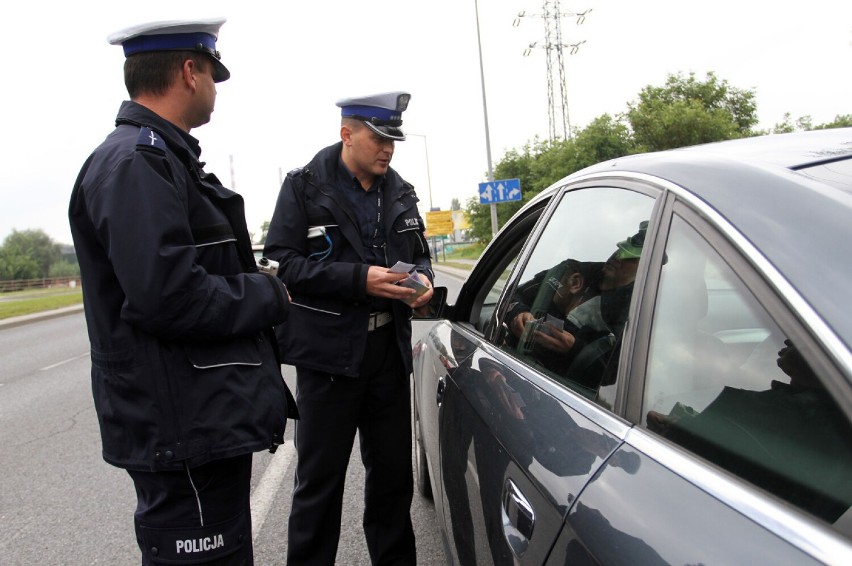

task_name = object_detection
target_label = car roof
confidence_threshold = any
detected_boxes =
[554,128,852,354]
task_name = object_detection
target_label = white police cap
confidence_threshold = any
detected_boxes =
[108,17,230,82]
[336,91,411,141]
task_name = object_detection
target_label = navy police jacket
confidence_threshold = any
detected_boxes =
[264,142,433,377]
[69,101,297,472]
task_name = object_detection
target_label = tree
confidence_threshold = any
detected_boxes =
[0,250,39,281]
[0,229,61,279]
[529,114,635,191]
[256,221,271,245]
[813,114,852,130]
[573,114,635,164]
[772,113,813,134]
[627,71,758,152]
[49,259,80,278]
[772,113,852,134]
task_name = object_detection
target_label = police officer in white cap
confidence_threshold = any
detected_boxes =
[69,18,297,565]
[264,93,433,565]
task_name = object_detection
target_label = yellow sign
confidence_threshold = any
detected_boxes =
[425,210,454,237]
[451,210,469,230]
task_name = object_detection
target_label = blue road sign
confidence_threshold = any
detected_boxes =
[478,178,522,204]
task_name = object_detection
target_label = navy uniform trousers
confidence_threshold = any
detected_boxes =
[128,454,254,565]
[286,322,416,566]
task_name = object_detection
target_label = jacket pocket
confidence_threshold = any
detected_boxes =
[186,337,262,369]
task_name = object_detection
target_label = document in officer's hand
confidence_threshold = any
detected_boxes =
[389,261,430,304]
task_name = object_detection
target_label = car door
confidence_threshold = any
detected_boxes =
[437,184,660,564]
[550,197,852,564]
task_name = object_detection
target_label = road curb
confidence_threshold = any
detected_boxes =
[0,304,85,330]
[433,263,471,282]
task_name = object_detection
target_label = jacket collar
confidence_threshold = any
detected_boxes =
[115,100,202,159]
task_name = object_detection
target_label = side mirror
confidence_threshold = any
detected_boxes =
[413,286,448,319]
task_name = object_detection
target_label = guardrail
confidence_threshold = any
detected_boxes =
[0,277,82,294]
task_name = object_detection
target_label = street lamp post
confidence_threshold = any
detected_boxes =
[474,0,499,237]
[406,132,441,260]
[406,132,434,210]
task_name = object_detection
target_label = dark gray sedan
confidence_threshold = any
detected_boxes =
[412,128,852,565]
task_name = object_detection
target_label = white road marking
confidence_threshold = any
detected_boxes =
[40,352,89,371]
[251,441,295,542]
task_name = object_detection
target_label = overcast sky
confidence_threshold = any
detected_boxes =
[2,0,850,246]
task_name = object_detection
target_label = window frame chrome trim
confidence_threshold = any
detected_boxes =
[625,426,852,564]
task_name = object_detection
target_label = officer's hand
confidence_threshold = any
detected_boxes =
[366,266,413,300]
[408,273,434,309]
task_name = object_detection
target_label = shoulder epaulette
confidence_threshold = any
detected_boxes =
[136,126,167,153]
[287,166,305,177]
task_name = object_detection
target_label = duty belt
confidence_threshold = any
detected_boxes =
[367,312,393,332]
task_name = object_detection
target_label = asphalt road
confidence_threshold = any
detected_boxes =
[0,265,465,565]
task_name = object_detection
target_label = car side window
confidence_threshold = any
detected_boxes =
[642,213,852,531]
[475,248,521,333]
[494,187,656,404]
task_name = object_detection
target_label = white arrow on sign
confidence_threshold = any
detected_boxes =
[508,187,520,199]
[480,184,493,202]
[496,183,506,200]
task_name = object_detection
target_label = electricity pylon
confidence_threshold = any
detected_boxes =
[515,4,591,141]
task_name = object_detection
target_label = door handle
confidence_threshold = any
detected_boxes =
[501,478,535,558]
[436,375,447,406]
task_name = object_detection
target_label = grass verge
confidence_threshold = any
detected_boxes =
[438,260,476,272]
[443,242,486,260]
[0,290,84,320]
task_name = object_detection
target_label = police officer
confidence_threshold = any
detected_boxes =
[68,18,297,565]
[264,92,433,565]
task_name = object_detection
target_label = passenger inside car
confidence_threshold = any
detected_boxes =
[565,221,647,389]
[504,221,649,397]
[505,258,603,367]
